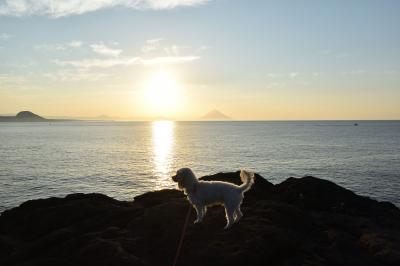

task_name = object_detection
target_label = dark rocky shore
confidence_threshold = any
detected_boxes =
[1,173,399,266]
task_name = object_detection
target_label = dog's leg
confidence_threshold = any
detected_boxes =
[234,207,243,223]
[194,204,205,224]
[203,206,207,216]
[198,206,206,222]
[224,206,235,229]
[193,205,201,223]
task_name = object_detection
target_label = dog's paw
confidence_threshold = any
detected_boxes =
[224,224,233,230]
[194,219,200,224]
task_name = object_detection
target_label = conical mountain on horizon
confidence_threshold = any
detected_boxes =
[200,109,231,120]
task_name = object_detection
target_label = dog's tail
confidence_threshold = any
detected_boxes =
[239,169,255,193]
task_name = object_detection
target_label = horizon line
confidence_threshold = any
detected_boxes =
[43,118,400,122]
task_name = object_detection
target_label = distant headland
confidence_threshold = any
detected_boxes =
[0,110,235,122]
[0,111,72,122]
[200,109,231,120]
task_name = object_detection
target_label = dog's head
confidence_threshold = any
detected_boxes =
[171,168,197,191]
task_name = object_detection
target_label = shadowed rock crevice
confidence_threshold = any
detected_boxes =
[1,172,399,266]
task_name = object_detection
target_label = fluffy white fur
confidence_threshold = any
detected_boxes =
[171,168,255,229]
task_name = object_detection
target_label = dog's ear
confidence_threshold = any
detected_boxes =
[177,178,184,189]
[181,173,195,191]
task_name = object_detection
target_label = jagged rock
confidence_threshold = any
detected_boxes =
[0,173,399,266]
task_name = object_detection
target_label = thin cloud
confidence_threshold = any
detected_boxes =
[342,70,365,76]
[0,73,29,89]
[163,45,181,56]
[142,38,189,57]
[383,70,398,75]
[142,38,163,53]
[146,0,209,9]
[141,56,199,65]
[0,61,36,68]
[266,73,279,78]
[90,43,122,57]
[316,49,350,58]
[289,72,299,79]
[42,69,111,82]
[34,40,83,51]
[68,40,83,48]
[266,82,285,89]
[0,33,12,40]
[266,72,300,79]
[0,0,210,18]
[54,56,199,68]
[34,43,66,51]
[197,45,210,52]
[312,72,324,77]
[54,58,140,68]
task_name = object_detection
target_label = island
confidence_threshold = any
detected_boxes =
[200,109,232,120]
[0,172,399,266]
[0,111,72,122]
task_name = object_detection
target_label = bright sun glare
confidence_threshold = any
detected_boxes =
[143,71,183,117]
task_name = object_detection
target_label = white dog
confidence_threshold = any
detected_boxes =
[171,168,255,229]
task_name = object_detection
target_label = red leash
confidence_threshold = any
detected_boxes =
[172,204,192,266]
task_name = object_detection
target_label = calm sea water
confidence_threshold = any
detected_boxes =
[0,121,399,212]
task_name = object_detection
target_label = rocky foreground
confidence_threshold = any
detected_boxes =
[1,173,400,266]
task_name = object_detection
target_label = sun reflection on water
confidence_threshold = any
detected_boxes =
[151,120,175,189]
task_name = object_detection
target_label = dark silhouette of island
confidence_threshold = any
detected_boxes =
[0,111,73,122]
[0,172,399,266]
[201,109,231,120]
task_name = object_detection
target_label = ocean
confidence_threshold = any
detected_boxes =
[0,121,399,212]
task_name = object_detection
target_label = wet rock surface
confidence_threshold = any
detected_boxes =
[1,172,399,266]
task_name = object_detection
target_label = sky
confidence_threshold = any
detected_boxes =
[0,0,399,120]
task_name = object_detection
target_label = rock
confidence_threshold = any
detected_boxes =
[15,111,45,120]
[0,111,47,122]
[0,111,74,122]
[0,173,399,266]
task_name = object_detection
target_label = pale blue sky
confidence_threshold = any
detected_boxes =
[1,0,399,119]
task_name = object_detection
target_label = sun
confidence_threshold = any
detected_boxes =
[143,71,183,117]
